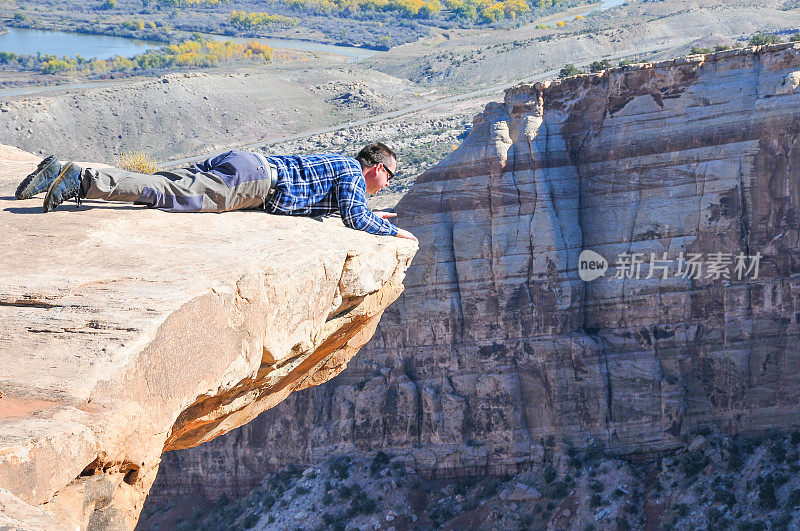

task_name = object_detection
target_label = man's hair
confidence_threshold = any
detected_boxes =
[356,143,396,170]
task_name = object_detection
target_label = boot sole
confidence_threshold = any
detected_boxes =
[15,155,58,199]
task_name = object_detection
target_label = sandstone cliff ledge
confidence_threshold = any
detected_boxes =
[0,145,416,530]
[148,42,800,499]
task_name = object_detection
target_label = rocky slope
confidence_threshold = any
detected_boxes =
[156,430,800,530]
[0,65,423,163]
[146,42,800,509]
[0,145,416,530]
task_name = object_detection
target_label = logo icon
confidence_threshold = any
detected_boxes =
[578,249,607,281]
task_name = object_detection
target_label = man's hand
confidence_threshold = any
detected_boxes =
[395,227,418,243]
[372,211,397,220]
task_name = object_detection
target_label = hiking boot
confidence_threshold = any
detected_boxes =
[15,155,62,199]
[43,162,85,213]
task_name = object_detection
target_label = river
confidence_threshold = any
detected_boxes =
[0,27,380,62]
[0,0,625,61]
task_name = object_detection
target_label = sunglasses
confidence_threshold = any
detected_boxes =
[380,163,395,180]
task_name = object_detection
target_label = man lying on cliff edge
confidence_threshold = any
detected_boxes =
[14,142,418,242]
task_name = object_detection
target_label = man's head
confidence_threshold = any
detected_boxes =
[356,143,396,194]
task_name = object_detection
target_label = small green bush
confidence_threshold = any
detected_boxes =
[589,58,612,72]
[558,63,585,78]
[749,33,782,46]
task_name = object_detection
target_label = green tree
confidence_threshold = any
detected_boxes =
[589,58,612,72]
[749,33,782,46]
[559,63,585,77]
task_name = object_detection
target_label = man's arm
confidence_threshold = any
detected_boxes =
[336,168,399,236]
[395,227,418,242]
[373,212,418,242]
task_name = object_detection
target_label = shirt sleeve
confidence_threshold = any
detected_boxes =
[336,166,398,236]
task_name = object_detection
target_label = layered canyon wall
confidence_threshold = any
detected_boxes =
[0,145,416,530]
[152,42,800,499]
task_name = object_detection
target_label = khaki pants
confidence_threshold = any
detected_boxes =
[82,150,275,212]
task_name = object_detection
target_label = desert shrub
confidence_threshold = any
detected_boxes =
[228,11,298,29]
[714,485,736,506]
[690,46,712,55]
[370,451,390,476]
[241,513,259,528]
[0,52,19,64]
[615,516,631,530]
[787,488,800,506]
[476,478,501,499]
[589,58,612,72]
[758,478,777,509]
[454,476,479,495]
[261,493,275,510]
[116,151,160,174]
[328,456,351,480]
[714,44,732,51]
[749,33,782,46]
[771,439,787,463]
[584,442,606,462]
[346,485,376,517]
[590,493,604,507]
[337,484,352,499]
[41,59,73,74]
[680,452,709,477]
[542,464,557,483]
[547,480,570,499]
[558,63,585,78]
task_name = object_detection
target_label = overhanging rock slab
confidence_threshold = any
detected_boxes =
[0,145,416,529]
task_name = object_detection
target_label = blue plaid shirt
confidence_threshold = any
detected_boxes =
[264,153,398,236]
